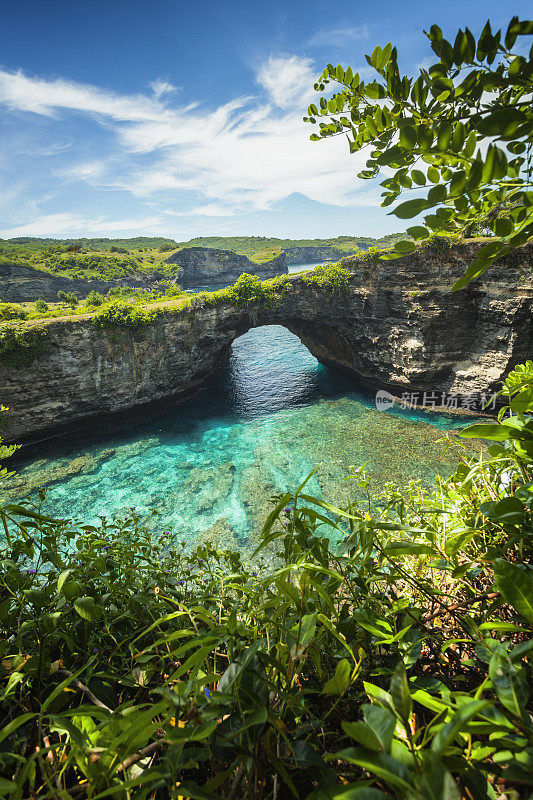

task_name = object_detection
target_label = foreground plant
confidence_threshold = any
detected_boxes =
[0,363,531,799]
[306,17,533,288]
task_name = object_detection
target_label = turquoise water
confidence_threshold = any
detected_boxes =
[6,325,471,551]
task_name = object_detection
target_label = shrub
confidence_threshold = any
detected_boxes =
[302,261,350,289]
[229,272,265,307]
[85,290,105,307]
[424,233,461,254]
[161,283,183,298]
[57,290,78,307]
[359,246,386,262]
[106,286,153,301]
[34,298,49,314]
[0,322,47,366]
[91,299,160,330]
[0,363,532,797]
[0,302,28,321]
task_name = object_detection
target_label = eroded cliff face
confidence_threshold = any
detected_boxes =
[283,246,348,265]
[1,243,531,442]
[166,247,287,287]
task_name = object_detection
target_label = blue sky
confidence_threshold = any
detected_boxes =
[0,0,529,241]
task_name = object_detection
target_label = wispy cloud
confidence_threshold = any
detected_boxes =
[256,55,316,109]
[0,68,168,120]
[0,212,164,238]
[0,57,380,231]
[307,26,370,48]
[149,78,180,98]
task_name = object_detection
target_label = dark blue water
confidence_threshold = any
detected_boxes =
[6,325,469,550]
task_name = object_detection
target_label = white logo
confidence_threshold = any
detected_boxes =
[375,390,395,412]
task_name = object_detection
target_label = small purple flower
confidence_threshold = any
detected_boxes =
[252,571,258,577]
[284,507,292,513]
[92,647,98,653]
[204,687,211,700]
[26,568,36,574]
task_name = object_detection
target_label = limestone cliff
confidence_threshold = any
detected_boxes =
[1,243,531,442]
[165,247,287,287]
[283,246,350,265]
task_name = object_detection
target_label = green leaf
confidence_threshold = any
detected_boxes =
[458,423,511,441]
[510,385,533,414]
[427,184,447,205]
[342,720,382,752]
[411,170,426,186]
[218,641,263,693]
[415,753,460,800]
[323,658,351,695]
[494,560,533,624]
[290,612,317,651]
[399,126,417,149]
[390,662,412,724]
[432,700,490,755]
[362,705,396,753]
[0,712,34,746]
[57,569,73,595]
[394,240,417,254]
[391,199,428,219]
[427,166,440,183]
[489,645,528,716]
[385,542,434,556]
[333,748,413,792]
[74,595,101,622]
[494,217,513,237]
[485,496,525,525]
[406,225,430,239]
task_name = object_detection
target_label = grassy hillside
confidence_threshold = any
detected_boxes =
[0,241,178,281]
[0,234,403,281]
[1,236,177,253]
[176,234,403,261]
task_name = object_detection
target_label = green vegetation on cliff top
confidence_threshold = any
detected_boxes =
[0,234,403,281]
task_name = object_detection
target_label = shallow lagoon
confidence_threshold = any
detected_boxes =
[6,325,473,551]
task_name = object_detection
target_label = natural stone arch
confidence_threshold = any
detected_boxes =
[0,243,531,442]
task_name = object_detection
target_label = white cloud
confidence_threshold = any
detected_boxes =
[0,212,163,238]
[0,68,168,121]
[256,55,316,110]
[308,26,370,47]
[0,60,381,227]
[149,78,179,98]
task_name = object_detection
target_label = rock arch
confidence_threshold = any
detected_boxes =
[0,243,531,442]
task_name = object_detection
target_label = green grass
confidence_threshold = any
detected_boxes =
[175,234,404,260]
[0,235,405,280]
[0,236,178,253]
